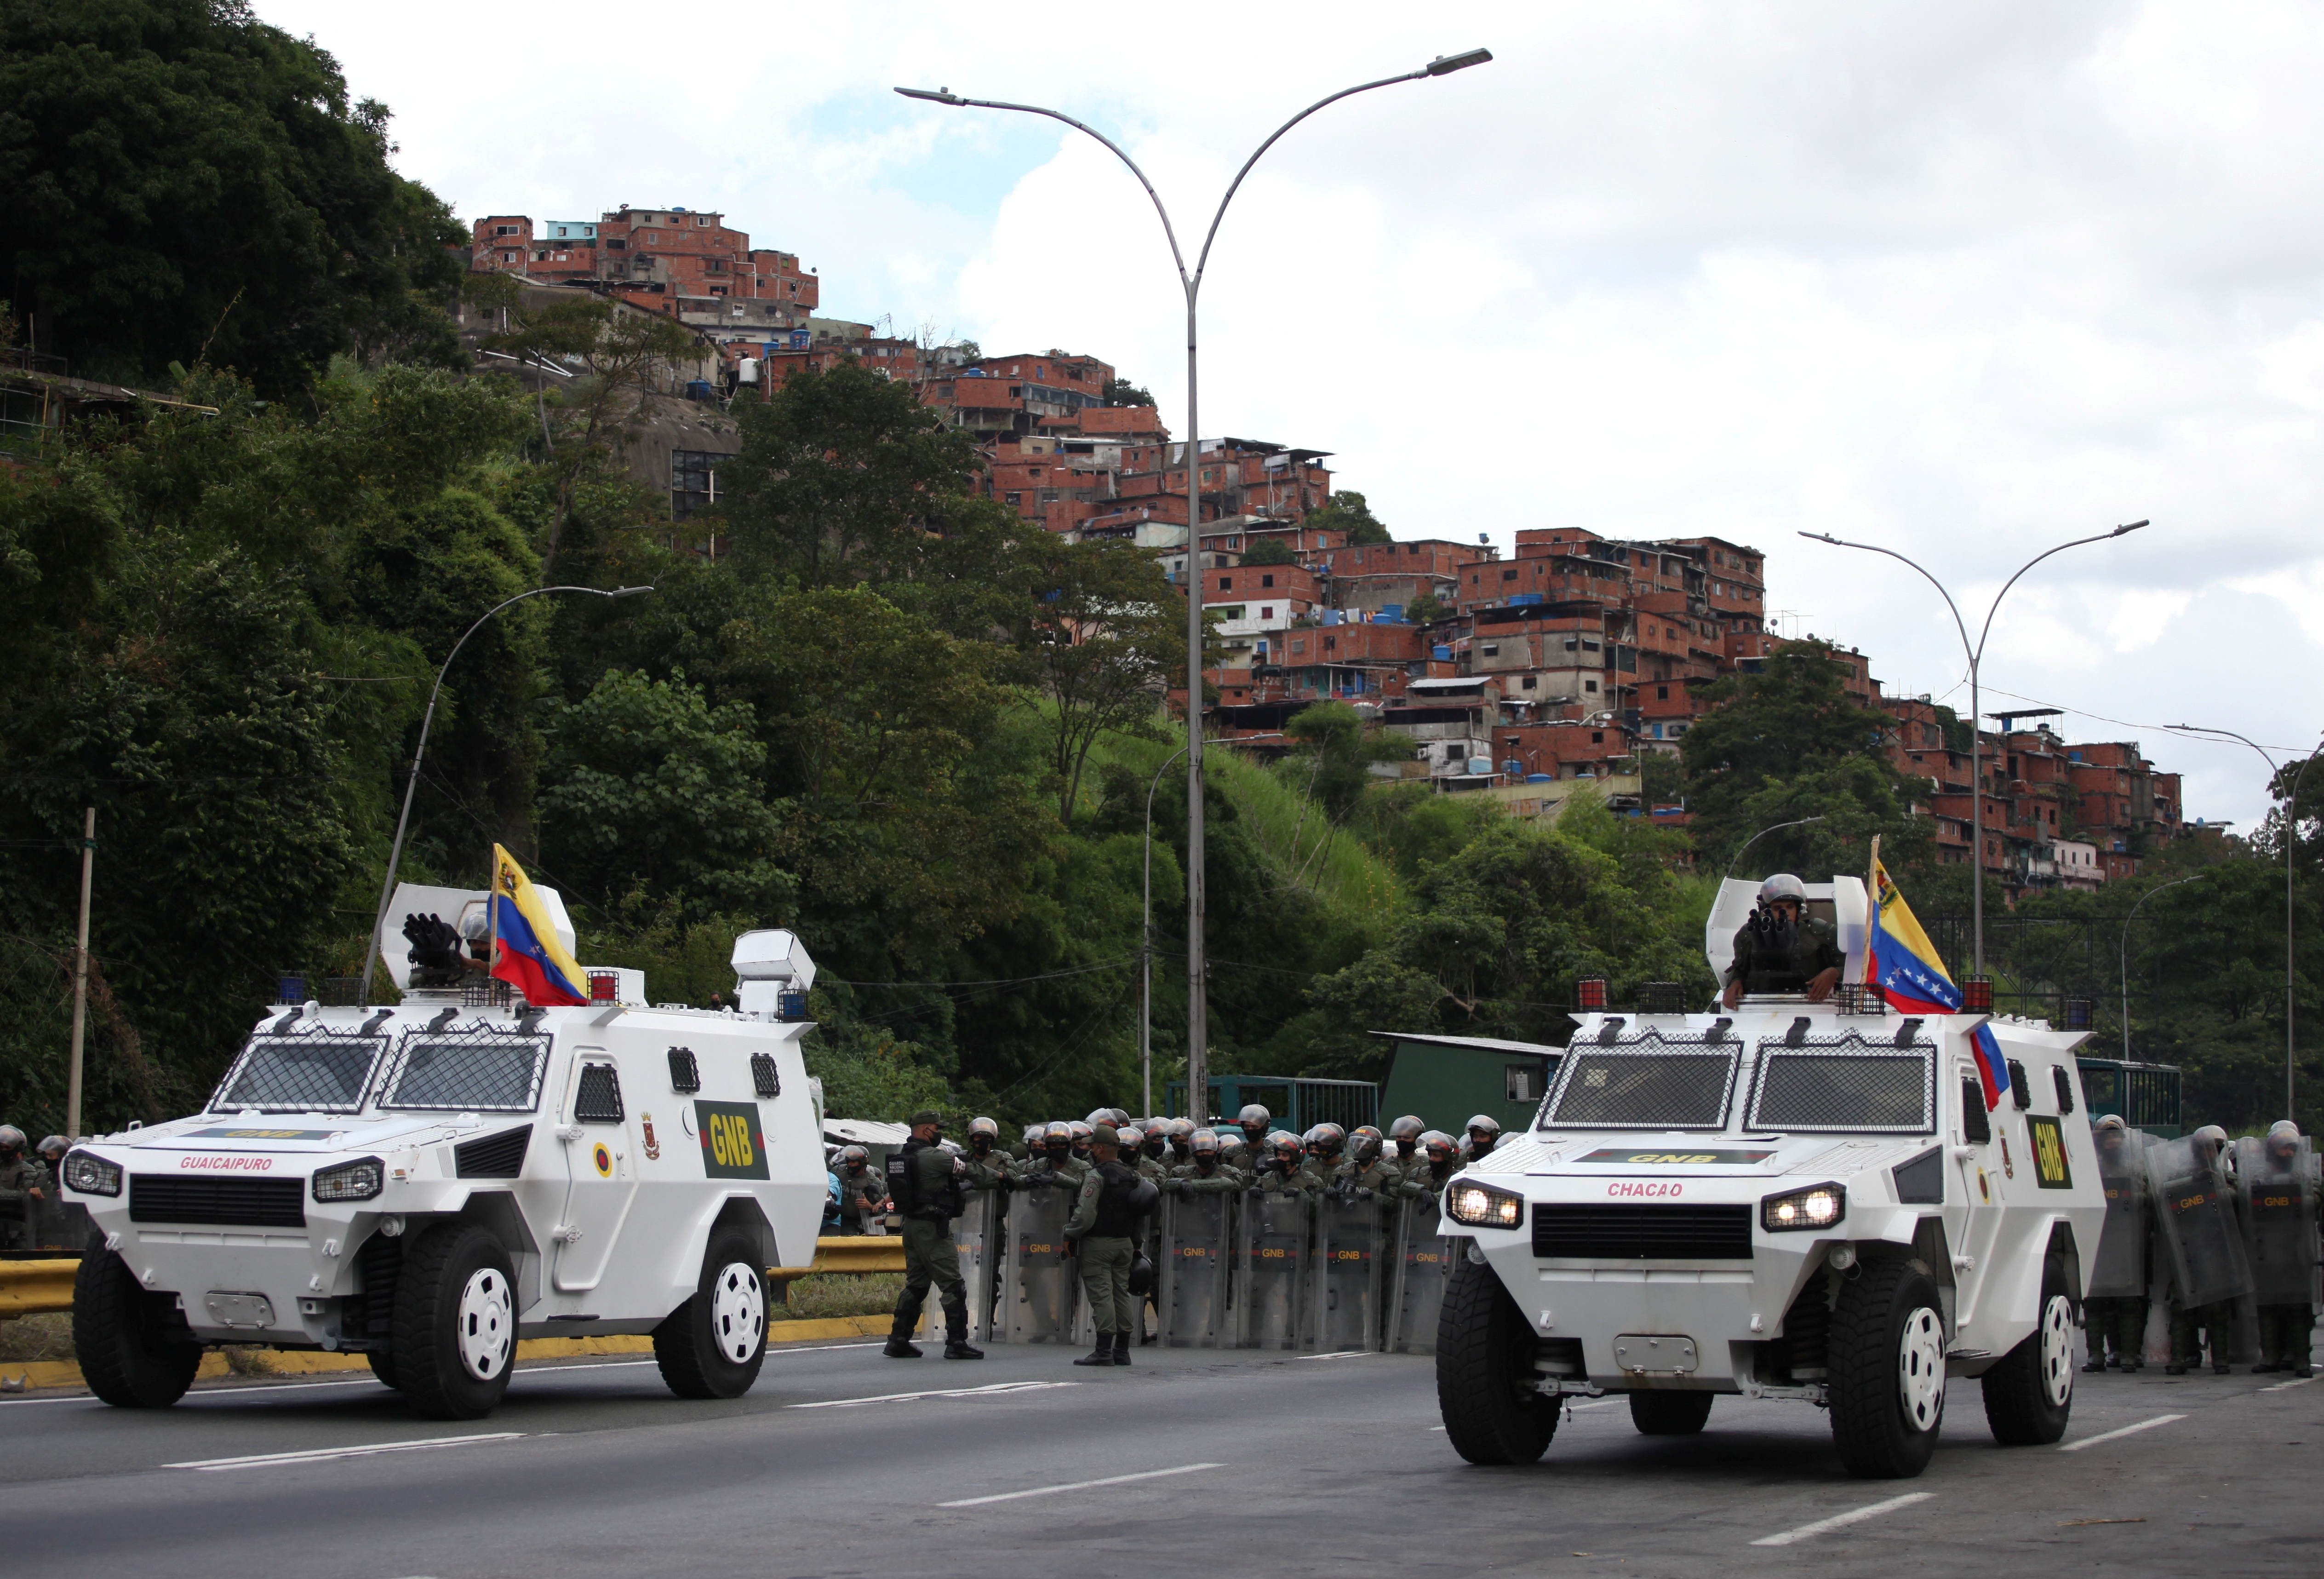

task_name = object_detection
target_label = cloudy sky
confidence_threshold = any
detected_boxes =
[263,0,2324,829]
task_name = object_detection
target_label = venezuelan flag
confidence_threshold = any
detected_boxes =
[1866,856,1963,1017]
[489,844,589,1006]
[1969,1022,2013,1112]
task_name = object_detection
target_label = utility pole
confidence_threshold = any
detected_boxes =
[67,807,94,1139]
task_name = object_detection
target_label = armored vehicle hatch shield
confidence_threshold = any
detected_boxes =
[2088,1126,2152,1300]
[2147,1134,2252,1309]
[2235,1134,2318,1306]
[1158,1190,1231,1346]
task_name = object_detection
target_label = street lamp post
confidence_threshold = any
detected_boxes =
[2167,723,2324,1115]
[2120,871,2207,1062]
[1141,740,1190,1119]
[900,51,1491,1124]
[1722,815,1827,884]
[358,585,655,1006]
[1801,522,2146,975]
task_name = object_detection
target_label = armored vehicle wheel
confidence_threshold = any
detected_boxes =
[654,1227,769,1400]
[73,1250,200,1408]
[1828,1256,1946,1479]
[1436,1253,1557,1464]
[366,1349,401,1390]
[391,1223,516,1420]
[1629,1390,1715,1435]
[1981,1255,2075,1445]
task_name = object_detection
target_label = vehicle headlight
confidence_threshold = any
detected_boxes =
[1762,1182,1845,1233]
[62,1149,122,1197]
[1445,1180,1525,1229]
[311,1157,384,1203]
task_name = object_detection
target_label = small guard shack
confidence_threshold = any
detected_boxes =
[1373,1031,1564,1137]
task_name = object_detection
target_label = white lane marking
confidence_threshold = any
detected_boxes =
[1569,1400,1620,1411]
[2261,1376,2315,1394]
[939,1461,1226,1508]
[1750,1492,1934,1546]
[791,1380,1079,1410]
[1295,1350,1373,1361]
[167,1432,525,1471]
[2058,1413,2187,1452]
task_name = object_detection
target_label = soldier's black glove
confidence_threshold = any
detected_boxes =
[1355,1187,1375,1201]
[1165,1178,1187,1197]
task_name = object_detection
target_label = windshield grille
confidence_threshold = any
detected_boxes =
[379,1030,551,1113]
[1748,1045,1936,1134]
[1543,1045,1739,1130]
[209,1032,386,1115]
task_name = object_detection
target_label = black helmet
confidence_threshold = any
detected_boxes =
[968,1116,999,1153]
[1305,1123,1345,1159]
[1021,1123,1045,1149]
[838,1144,869,1169]
[1191,1129,1219,1156]
[1237,1103,1271,1132]
[1068,1120,1094,1155]
[1043,1121,1074,1153]
[1269,1131,1304,1164]
[1421,1130,1455,1165]
[1116,1124,1145,1154]
[1465,1114,1502,1156]
[1142,1128,1170,1160]
[0,1124,23,1154]
[1350,1125,1384,1163]
[1388,1114,1425,1141]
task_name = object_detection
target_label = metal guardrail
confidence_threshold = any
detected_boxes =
[0,1237,904,1321]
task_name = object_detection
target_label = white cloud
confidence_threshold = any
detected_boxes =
[257,0,2324,824]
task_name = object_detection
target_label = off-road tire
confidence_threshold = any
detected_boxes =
[391,1223,516,1420]
[654,1227,769,1400]
[1436,1252,1557,1464]
[1629,1390,1715,1435]
[1828,1256,1947,1478]
[1982,1255,2076,1445]
[366,1349,401,1390]
[73,1250,200,1408]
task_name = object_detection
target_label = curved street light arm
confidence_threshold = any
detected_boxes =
[1798,533,1972,664]
[2120,870,2209,1062]
[359,584,653,1006]
[1723,815,1827,883]
[1975,524,2145,666]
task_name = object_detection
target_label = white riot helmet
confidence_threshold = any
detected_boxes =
[1758,873,1807,906]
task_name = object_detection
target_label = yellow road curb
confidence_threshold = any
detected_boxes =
[0,1313,899,1395]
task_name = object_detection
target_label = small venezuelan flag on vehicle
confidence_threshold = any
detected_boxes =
[1866,855,1963,1017]
[489,844,589,1006]
[1969,1022,2013,1112]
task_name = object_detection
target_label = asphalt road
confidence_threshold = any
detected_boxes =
[4,1337,2318,1577]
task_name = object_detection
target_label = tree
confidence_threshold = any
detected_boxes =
[537,669,792,921]
[0,0,464,394]
[1403,589,1449,626]
[1239,535,1297,566]
[1679,640,1924,876]
[721,359,980,583]
[1304,490,1391,546]
[1103,376,1156,408]
[1282,702,1409,823]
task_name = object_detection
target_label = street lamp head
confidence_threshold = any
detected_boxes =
[2111,519,2149,536]
[895,86,965,105]
[1426,48,1494,75]
[605,585,656,598]
[1798,531,1842,544]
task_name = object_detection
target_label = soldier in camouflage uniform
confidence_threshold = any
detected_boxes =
[830,1145,889,1235]
[1722,872,1847,1009]
[1065,1125,1153,1367]
[1396,1131,1460,1201]
[963,1116,1019,1192]
[1386,1115,1426,1171]
[1334,1125,1402,1207]
[882,1111,982,1360]
[0,1126,46,1253]
[1166,1128,1239,1195]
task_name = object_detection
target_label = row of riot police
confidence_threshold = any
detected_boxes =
[863,1102,1500,1365]
[2089,1117,2319,1377]
[0,1126,87,1253]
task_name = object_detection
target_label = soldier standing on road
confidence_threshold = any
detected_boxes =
[2240,1121,2318,1378]
[882,1111,983,1361]
[831,1145,889,1235]
[2083,1116,2152,1372]
[1721,873,1846,1009]
[0,1126,47,1253]
[1065,1124,1154,1367]
[2163,1126,2244,1375]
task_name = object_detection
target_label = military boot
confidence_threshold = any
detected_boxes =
[883,1312,922,1358]
[1110,1331,1133,1367]
[943,1311,983,1360]
[1072,1334,1116,1366]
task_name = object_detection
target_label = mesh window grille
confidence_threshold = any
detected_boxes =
[1746,1041,1937,1134]
[574,1063,624,1124]
[667,1047,701,1093]
[1544,1039,1739,1130]
[210,1031,388,1114]
[751,1052,780,1099]
[378,1030,551,1113]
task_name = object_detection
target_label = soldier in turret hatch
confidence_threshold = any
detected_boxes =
[1722,873,1846,1009]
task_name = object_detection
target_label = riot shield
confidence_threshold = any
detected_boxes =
[1312,1189,1384,1352]
[2088,1131,2152,1299]
[953,1189,998,1343]
[1234,1186,1311,1349]
[2146,1135,2253,1309]
[2236,1135,2319,1307]
[999,1179,1078,1343]
[1158,1189,1232,1347]
[1388,1192,1453,1355]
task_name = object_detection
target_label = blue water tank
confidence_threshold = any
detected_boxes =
[1321,609,1343,626]
[1525,773,1553,783]
[1511,592,1543,606]
[1503,759,1523,775]
[1378,604,1403,622]
[1432,645,1452,660]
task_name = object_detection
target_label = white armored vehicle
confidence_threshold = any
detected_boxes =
[59,889,826,1420]
[1434,878,2105,1478]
